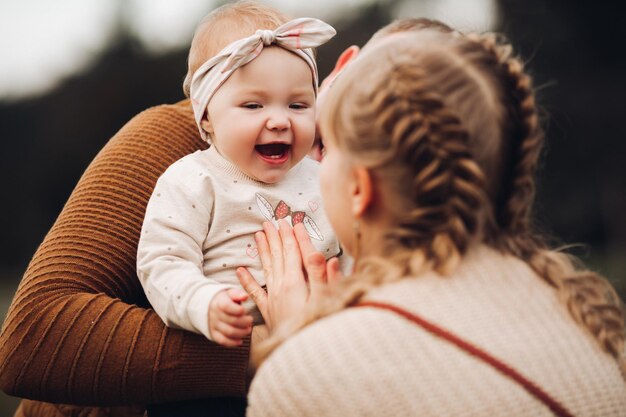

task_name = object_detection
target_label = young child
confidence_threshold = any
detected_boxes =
[136,3,343,347]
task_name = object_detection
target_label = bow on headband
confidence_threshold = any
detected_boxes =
[190,17,336,142]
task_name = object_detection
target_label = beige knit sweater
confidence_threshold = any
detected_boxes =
[247,245,626,417]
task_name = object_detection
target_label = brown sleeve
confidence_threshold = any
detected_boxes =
[0,100,250,407]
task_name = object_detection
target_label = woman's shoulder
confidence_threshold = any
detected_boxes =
[131,99,195,124]
[109,99,201,150]
[92,99,205,181]
[253,307,393,373]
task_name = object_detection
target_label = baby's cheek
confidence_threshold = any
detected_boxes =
[297,113,317,145]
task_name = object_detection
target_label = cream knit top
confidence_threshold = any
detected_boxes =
[137,145,345,340]
[247,245,626,417]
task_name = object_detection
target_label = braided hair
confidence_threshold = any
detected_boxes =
[468,32,625,370]
[254,29,625,373]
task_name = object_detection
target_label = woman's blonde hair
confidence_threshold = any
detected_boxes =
[255,29,626,375]
[182,1,290,97]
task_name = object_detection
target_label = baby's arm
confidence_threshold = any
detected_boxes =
[137,153,251,342]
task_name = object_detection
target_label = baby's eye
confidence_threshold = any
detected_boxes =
[289,103,309,110]
[242,103,262,109]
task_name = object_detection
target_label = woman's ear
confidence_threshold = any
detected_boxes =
[350,166,373,218]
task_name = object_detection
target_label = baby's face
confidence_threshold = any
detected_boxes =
[205,47,316,184]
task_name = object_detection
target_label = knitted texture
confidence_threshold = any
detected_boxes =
[0,100,250,417]
[247,246,626,417]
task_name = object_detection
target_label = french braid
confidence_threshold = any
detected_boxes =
[363,64,488,275]
[469,32,626,372]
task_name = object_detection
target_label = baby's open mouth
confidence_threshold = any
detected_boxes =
[255,143,290,159]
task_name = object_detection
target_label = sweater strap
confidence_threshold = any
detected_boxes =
[355,300,575,417]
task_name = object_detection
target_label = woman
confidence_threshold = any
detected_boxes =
[239,29,626,416]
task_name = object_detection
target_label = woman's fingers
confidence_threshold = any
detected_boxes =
[263,221,284,282]
[275,220,308,306]
[277,220,303,277]
[294,223,319,264]
[294,223,329,295]
[246,221,329,332]
[305,252,328,297]
[256,221,310,330]
[255,230,272,285]
[326,257,344,287]
[237,267,268,320]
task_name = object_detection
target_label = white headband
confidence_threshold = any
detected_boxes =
[190,17,336,142]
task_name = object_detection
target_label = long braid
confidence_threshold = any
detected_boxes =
[470,33,626,372]
[465,33,543,255]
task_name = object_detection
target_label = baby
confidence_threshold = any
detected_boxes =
[137,3,346,347]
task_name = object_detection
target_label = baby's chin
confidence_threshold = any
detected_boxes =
[248,168,290,184]
[264,173,290,184]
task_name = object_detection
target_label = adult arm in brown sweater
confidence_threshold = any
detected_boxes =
[0,100,250,413]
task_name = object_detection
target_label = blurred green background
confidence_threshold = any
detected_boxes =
[1,0,624,414]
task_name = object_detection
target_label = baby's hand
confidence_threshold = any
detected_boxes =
[208,288,253,347]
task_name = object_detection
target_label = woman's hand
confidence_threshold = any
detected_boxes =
[236,220,342,332]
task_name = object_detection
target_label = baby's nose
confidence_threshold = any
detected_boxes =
[266,111,291,131]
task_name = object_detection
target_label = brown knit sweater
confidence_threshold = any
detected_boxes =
[0,100,250,417]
